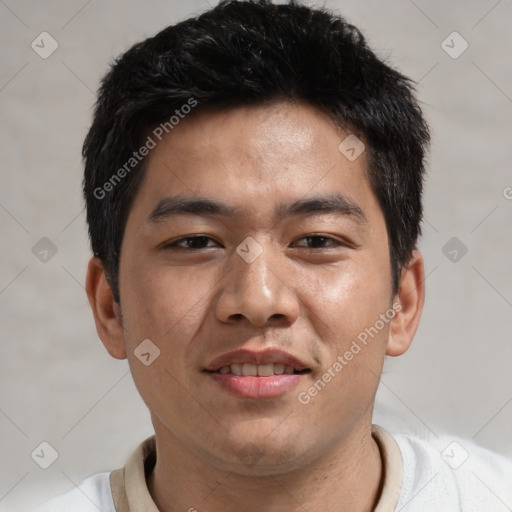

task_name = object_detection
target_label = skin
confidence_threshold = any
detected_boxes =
[86,100,424,512]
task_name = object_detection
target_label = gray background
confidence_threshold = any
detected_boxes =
[1,0,511,510]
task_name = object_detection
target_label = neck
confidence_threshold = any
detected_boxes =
[147,421,383,512]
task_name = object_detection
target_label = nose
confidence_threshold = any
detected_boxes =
[215,242,300,328]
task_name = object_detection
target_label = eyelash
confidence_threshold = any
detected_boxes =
[164,234,346,250]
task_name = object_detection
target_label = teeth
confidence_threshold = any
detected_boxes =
[257,364,273,376]
[242,363,258,376]
[274,363,285,375]
[217,363,300,376]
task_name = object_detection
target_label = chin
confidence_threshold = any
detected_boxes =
[206,425,318,476]
[216,447,311,477]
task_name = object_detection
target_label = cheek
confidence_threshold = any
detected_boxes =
[302,260,392,409]
[119,254,218,354]
[304,255,392,345]
[119,259,214,418]
[119,253,252,423]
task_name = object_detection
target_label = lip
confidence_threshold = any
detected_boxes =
[205,348,309,372]
[204,348,310,400]
[208,373,302,399]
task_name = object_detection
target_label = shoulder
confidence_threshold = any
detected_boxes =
[393,431,512,511]
[33,472,115,512]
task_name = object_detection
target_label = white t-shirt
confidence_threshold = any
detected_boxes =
[34,425,512,512]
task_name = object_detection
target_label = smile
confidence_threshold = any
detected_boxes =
[213,363,311,376]
[204,348,312,399]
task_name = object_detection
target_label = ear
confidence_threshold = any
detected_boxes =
[386,250,425,357]
[85,257,127,359]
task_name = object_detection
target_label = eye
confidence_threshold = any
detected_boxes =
[163,234,347,251]
[164,235,220,250]
[292,235,345,249]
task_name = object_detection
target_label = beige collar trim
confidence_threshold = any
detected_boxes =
[110,424,403,511]
[371,424,404,511]
[110,436,158,512]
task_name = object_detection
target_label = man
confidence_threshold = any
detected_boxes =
[35,0,512,510]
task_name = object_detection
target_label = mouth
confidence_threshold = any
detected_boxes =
[204,349,312,399]
[208,363,311,376]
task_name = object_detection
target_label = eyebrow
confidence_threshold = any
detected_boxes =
[147,193,367,225]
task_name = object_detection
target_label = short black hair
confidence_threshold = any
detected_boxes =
[83,0,430,304]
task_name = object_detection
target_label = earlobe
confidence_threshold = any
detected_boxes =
[386,250,425,357]
[85,257,127,360]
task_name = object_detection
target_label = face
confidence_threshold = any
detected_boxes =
[110,101,406,474]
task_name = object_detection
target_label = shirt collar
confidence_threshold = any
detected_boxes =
[110,424,403,511]
[110,435,158,512]
[372,424,404,511]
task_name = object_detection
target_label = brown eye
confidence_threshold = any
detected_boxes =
[166,236,219,250]
[293,235,343,249]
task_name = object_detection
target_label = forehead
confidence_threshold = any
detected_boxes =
[148,101,356,177]
[128,101,379,227]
